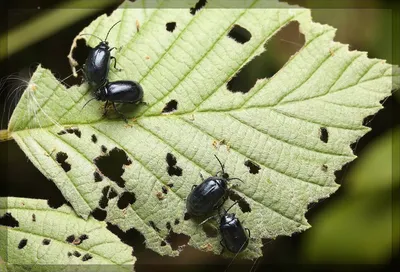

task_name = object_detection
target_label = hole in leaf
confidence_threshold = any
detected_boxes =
[165,230,190,250]
[101,145,107,153]
[149,221,161,232]
[91,134,97,143]
[94,147,131,188]
[47,194,67,209]
[162,185,168,194]
[162,99,178,113]
[244,160,261,174]
[66,235,75,243]
[18,239,27,249]
[0,213,19,227]
[58,128,81,138]
[160,241,167,246]
[42,239,51,245]
[79,234,88,243]
[91,208,107,221]
[107,223,146,251]
[166,22,176,32]
[73,251,81,257]
[166,153,183,176]
[183,212,191,221]
[322,164,328,172]
[229,191,251,213]
[93,171,103,182]
[67,252,72,257]
[56,152,71,172]
[72,38,90,77]
[166,222,172,230]
[190,0,207,15]
[32,214,36,222]
[174,219,180,225]
[320,127,329,143]
[108,187,118,199]
[167,183,174,188]
[99,186,110,209]
[82,253,93,262]
[227,21,305,94]
[202,224,218,238]
[227,24,251,44]
[117,191,136,209]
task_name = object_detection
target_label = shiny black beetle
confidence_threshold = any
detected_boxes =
[219,202,250,254]
[186,155,243,217]
[94,80,144,121]
[82,21,121,88]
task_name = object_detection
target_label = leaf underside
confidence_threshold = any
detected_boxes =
[0,197,135,271]
[7,0,400,258]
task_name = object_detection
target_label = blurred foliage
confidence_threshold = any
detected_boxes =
[302,127,399,263]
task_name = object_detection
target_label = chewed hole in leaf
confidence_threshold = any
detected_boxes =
[190,0,207,15]
[227,24,252,44]
[18,238,27,249]
[57,127,81,138]
[322,164,328,172]
[149,221,161,232]
[66,235,75,243]
[162,99,178,113]
[108,187,118,199]
[82,253,93,262]
[101,145,107,153]
[93,171,103,182]
[0,212,19,227]
[162,186,168,194]
[166,153,183,176]
[72,38,90,73]
[244,160,261,174]
[202,223,218,238]
[91,134,97,143]
[47,193,67,209]
[320,127,329,143]
[99,186,111,209]
[107,223,146,251]
[166,22,177,32]
[94,147,132,188]
[91,208,107,221]
[227,21,305,93]
[166,222,172,230]
[42,239,51,245]
[174,219,180,225]
[183,212,191,221]
[73,251,81,257]
[160,241,167,246]
[117,191,136,209]
[229,191,251,213]
[165,230,190,250]
[56,152,71,172]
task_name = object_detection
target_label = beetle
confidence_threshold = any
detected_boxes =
[219,204,250,254]
[81,21,122,88]
[94,80,144,121]
[186,155,244,217]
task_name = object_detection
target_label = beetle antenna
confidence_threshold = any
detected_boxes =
[198,214,219,227]
[214,155,226,175]
[227,177,244,183]
[104,20,121,41]
[81,97,97,111]
[79,33,103,43]
[225,199,242,214]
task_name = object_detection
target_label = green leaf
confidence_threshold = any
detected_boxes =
[7,0,400,258]
[0,197,135,271]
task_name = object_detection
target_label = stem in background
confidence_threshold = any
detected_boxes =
[0,130,12,142]
[0,0,120,60]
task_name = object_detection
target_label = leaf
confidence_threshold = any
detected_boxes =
[0,197,135,271]
[301,128,399,263]
[7,0,400,258]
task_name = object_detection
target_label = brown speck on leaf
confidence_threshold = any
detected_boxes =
[145,56,150,60]
[201,243,213,251]
[136,19,140,32]
[329,48,335,56]
[188,114,195,121]
[72,238,81,245]
[156,192,164,200]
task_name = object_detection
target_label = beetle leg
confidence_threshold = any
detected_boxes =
[191,184,197,191]
[110,56,122,72]
[199,173,204,181]
[102,101,109,116]
[111,102,128,123]
[219,240,226,255]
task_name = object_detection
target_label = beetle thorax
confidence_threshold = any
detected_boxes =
[221,213,237,226]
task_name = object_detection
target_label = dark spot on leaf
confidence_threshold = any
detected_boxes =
[184,212,191,221]
[202,224,218,238]
[162,99,178,113]
[165,230,190,250]
[91,208,107,221]
[227,24,251,44]
[149,221,161,232]
[160,241,167,246]
[108,187,118,199]
[79,234,88,242]
[167,183,174,188]
[166,222,172,230]
[166,153,183,176]
[322,164,328,172]
[227,21,304,93]
[66,235,75,243]
[101,145,107,153]
[99,195,109,209]
[162,186,168,194]
[174,219,180,225]
[56,152,71,172]
[82,253,93,262]
[320,127,329,143]
[244,160,260,174]
[190,0,207,15]
[18,239,27,249]
[117,191,136,209]
[42,239,51,245]
[58,128,81,138]
[166,22,176,32]
[57,130,66,135]
[93,171,103,182]
[0,213,19,227]
[67,252,72,257]
[91,134,97,143]
[94,147,132,188]
[229,191,251,213]
[32,214,36,222]
[73,251,81,257]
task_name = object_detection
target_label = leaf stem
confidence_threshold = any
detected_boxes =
[0,130,13,142]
